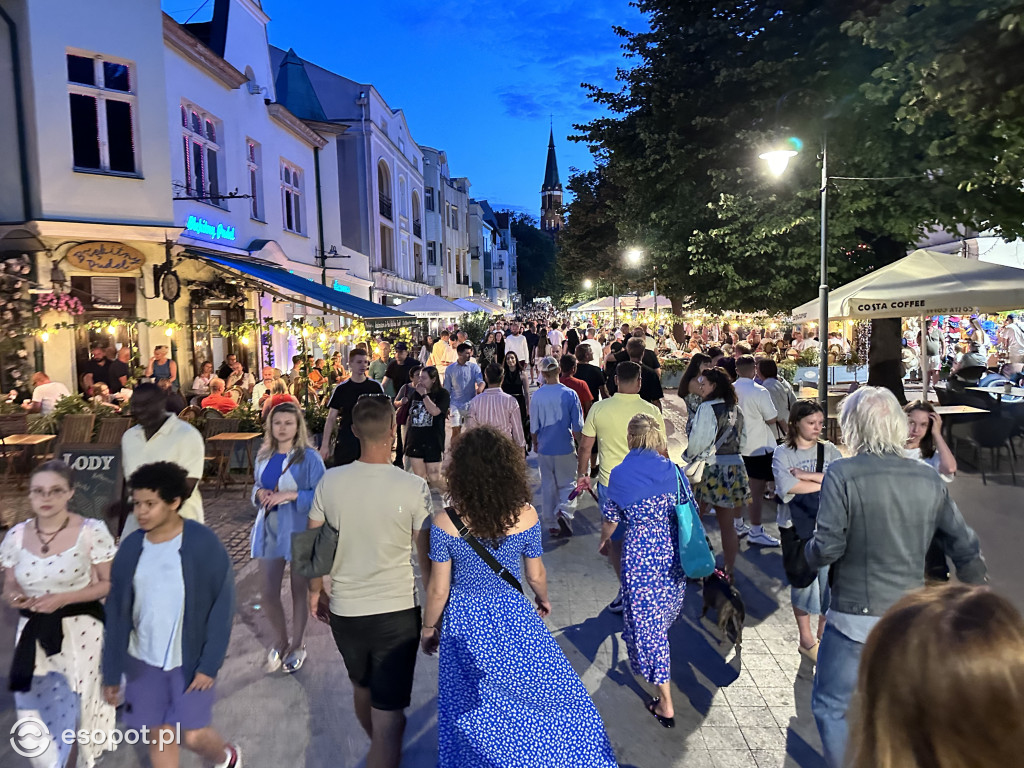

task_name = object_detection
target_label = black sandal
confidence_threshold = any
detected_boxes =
[645,697,675,729]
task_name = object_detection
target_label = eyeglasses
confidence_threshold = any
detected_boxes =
[29,487,71,498]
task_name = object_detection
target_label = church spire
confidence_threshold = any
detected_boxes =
[541,127,563,236]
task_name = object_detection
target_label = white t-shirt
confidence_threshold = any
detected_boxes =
[503,333,529,364]
[734,377,778,456]
[122,416,206,523]
[309,461,433,617]
[548,329,564,351]
[31,381,71,414]
[129,532,185,670]
[797,337,820,352]
[904,447,953,483]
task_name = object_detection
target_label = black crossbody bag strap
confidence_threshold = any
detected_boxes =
[445,507,524,594]
[816,441,825,474]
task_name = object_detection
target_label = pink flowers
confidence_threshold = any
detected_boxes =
[33,293,85,315]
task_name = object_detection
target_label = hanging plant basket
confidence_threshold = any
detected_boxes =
[34,293,85,316]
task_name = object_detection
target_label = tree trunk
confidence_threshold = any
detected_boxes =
[671,296,685,342]
[867,317,907,404]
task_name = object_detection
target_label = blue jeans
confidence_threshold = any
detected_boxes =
[812,623,865,768]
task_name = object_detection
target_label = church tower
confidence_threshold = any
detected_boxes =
[540,128,563,236]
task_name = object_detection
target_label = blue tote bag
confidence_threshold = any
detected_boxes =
[674,465,715,578]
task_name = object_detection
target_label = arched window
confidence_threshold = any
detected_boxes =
[399,177,408,217]
[377,160,392,220]
[411,191,421,237]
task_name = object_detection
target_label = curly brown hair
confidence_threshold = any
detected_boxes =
[445,426,533,545]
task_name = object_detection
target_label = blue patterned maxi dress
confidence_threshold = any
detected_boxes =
[603,449,687,684]
[429,521,618,767]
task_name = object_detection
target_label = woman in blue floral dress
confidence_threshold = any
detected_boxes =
[422,426,617,767]
[599,414,687,728]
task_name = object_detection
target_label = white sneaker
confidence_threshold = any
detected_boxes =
[748,527,780,547]
[734,520,752,538]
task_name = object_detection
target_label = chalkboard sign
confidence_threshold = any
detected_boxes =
[59,446,123,522]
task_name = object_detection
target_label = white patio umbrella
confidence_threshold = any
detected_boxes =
[396,294,465,318]
[790,248,1024,395]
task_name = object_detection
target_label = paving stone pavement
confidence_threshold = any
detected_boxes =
[2,391,1020,767]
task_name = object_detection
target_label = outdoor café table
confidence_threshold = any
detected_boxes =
[967,386,1024,404]
[933,404,989,445]
[1,434,56,487]
[205,432,262,495]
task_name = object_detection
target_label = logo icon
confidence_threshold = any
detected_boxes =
[10,717,51,758]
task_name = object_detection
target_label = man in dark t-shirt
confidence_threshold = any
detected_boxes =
[108,346,132,390]
[573,344,608,402]
[625,337,664,411]
[524,322,540,384]
[81,345,111,391]
[320,348,384,467]
[381,341,416,398]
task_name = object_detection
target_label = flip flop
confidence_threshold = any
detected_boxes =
[646,697,675,729]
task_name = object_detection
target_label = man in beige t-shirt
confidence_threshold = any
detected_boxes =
[308,396,432,768]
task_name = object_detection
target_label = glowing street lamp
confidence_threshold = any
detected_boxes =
[758,149,798,177]
[583,278,593,290]
[626,248,643,266]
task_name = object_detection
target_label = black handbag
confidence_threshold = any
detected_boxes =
[779,442,824,589]
[445,507,524,593]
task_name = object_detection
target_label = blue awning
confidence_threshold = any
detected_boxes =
[196,252,410,321]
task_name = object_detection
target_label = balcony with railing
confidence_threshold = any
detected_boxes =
[379,193,393,220]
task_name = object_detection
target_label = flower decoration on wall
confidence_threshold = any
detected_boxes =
[33,292,85,315]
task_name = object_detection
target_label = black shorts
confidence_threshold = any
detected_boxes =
[329,607,421,711]
[742,453,774,482]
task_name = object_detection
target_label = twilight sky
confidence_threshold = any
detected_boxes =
[164,0,644,216]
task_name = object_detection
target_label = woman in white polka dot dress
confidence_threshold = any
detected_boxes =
[1,461,117,768]
[422,427,618,767]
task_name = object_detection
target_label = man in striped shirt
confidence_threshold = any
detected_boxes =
[464,364,526,449]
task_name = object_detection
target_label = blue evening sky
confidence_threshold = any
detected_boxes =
[164,0,644,216]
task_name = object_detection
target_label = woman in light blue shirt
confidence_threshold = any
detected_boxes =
[251,402,325,674]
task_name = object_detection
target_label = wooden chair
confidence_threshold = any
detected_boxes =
[201,407,225,421]
[95,417,131,446]
[45,413,96,459]
[178,406,202,424]
[202,417,240,487]
[0,413,29,478]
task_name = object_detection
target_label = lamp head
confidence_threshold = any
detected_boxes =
[626,248,643,265]
[583,279,593,289]
[759,149,798,177]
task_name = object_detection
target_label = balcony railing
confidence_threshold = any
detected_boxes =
[413,220,421,237]
[379,194,393,220]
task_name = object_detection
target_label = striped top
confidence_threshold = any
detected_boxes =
[465,387,526,448]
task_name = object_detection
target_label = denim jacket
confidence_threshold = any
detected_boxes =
[805,452,986,617]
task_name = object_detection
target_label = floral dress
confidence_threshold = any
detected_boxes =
[0,519,117,768]
[429,521,617,767]
[603,450,687,684]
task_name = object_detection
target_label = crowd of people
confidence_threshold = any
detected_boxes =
[1,309,1019,768]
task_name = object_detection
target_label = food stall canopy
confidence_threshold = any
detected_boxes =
[578,296,619,311]
[455,297,506,315]
[196,253,410,320]
[791,249,1024,322]
[397,294,466,318]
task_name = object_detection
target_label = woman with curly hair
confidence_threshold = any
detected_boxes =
[421,427,617,768]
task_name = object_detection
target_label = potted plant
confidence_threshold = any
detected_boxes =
[659,357,687,389]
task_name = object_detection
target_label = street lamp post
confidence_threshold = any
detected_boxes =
[760,135,830,418]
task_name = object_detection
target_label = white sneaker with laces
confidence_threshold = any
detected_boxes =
[733,520,752,538]
[748,526,780,547]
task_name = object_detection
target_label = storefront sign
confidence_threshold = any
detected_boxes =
[185,214,237,242]
[61,445,123,522]
[332,281,352,293]
[65,242,145,273]
[364,317,416,333]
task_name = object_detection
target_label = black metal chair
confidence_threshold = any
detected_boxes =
[955,414,1017,486]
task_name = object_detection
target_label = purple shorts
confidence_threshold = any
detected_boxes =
[122,656,215,731]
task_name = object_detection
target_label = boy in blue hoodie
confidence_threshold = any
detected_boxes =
[102,462,239,768]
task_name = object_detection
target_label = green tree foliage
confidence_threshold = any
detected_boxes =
[564,0,1024,314]
[500,212,557,301]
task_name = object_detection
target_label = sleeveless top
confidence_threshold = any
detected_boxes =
[151,359,175,388]
[502,366,524,398]
[710,401,743,457]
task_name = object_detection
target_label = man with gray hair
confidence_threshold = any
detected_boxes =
[806,386,986,768]
[579,326,603,364]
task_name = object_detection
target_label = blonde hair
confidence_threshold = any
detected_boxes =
[270,378,289,396]
[839,386,907,456]
[258,402,311,463]
[626,413,667,454]
[849,584,1024,768]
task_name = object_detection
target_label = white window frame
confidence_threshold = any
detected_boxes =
[181,100,223,206]
[281,160,304,235]
[425,186,434,211]
[66,50,139,175]
[247,139,262,220]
